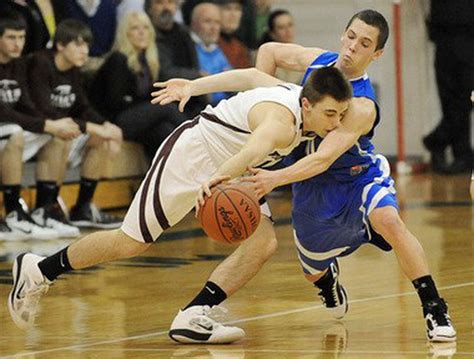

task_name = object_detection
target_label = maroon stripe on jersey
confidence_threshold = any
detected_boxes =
[138,117,200,242]
[201,112,250,134]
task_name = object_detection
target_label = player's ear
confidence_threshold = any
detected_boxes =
[372,48,384,61]
[301,97,313,111]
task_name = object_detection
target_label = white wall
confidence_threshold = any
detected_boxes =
[273,0,442,158]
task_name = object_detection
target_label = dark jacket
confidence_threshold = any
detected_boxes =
[0,58,45,133]
[28,50,104,132]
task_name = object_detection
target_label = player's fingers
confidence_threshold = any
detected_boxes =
[203,184,212,198]
[240,176,256,183]
[153,81,168,88]
[247,166,259,174]
[195,200,201,218]
[178,97,190,113]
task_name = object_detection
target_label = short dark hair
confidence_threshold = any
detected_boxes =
[54,19,93,49]
[345,9,389,50]
[0,9,26,37]
[301,67,352,104]
[268,9,291,32]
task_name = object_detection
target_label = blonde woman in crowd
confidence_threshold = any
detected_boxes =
[91,11,186,158]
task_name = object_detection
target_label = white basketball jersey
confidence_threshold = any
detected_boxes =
[198,83,304,167]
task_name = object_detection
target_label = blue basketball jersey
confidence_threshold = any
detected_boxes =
[287,52,381,184]
[287,52,397,273]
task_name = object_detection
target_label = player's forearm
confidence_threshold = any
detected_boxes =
[272,154,332,187]
[216,148,269,180]
[188,68,277,96]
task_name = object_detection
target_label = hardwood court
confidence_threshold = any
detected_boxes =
[0,174,472,358]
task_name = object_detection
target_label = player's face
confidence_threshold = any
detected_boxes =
[220,3,243,34]
[302,96,350,138]
[339,18,384,73]
[58,38,89,68]
[127,18,151,51]
[0,29,26,63]
[270,14,295,43]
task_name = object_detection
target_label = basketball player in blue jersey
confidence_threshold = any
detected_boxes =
[154,9,456,343]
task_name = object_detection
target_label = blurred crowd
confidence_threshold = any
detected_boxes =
[0,0,298,241]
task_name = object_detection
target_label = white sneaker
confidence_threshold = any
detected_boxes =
[31,206,80,238]
[0,218,25,241]
[169,305,245,344]
[424,298,456,342]
[8,253,51,329]
[6,210,59,240]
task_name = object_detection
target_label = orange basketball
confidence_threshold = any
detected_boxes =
[198,184,261,244]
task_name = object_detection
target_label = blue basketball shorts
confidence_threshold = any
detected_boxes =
[292,156,398,274]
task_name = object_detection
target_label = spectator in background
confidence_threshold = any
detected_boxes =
[190,2,232,105]
[218,0,251,69]
[259,9,295,45]
[235,0,274,50]
[56,0,118,71]
[117,0,145,23]
[0,0,63,54]
[90,11,186,158]
[423,0,473,174]
[146,0,207,116]
[28,19,123,229]
[0,9,79,239]
[259,9,302,84]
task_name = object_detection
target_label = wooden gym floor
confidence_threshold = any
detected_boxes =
[0,173,472,358]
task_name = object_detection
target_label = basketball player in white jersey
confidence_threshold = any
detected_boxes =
[8,66,352,342]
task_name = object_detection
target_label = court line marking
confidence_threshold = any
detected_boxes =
[4,281,472,358]
[60,347,474,355]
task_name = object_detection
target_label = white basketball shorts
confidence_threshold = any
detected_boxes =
[121,117,271,243]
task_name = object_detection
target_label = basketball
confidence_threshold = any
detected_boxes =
[198,184,261,244]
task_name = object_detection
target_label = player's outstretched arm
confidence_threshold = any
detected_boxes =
[256,42,327,75]
[243,98,377,195]
[151,68,282,111]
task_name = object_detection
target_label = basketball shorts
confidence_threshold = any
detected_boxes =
[292,155,398,274]
[0,123,88,165]
[121,118,272,243]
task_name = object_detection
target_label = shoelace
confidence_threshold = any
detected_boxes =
[318,282,339,307]
[200,305,228,321]
[426,302,450,326]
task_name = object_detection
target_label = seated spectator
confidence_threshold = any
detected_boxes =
[0,0,63,54]
[259,9,302,84]
[54,0,119,71]
[0,9,79,239]
[218,0,251,69]
[190,2,232,105]
[146,0,207,116]
[259,9,295,45]
[90,11,186,158]
[236,0,274,49]
[28,19,123,229]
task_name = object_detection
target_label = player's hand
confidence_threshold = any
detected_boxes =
[241,167,279,199]
[44,118,81,140]
[151,79,192,113]
[195,175,231,218]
